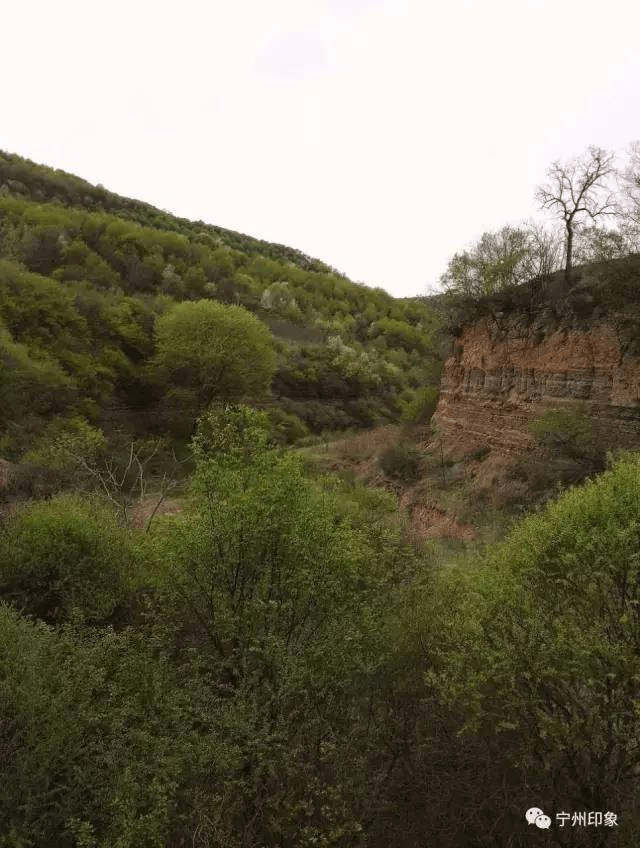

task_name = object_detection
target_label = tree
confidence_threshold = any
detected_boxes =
[423,454,640,843]
[440,226,534,297]
[574,223,635,264]
[153,299,276,413]
[520,220,564,283]
[619,140,640,224]
[164,405,390,845]
[536,146,616,280]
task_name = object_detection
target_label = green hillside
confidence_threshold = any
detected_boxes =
[0,151,441,463]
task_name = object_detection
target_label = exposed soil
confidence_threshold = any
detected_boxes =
[314,425,480,542]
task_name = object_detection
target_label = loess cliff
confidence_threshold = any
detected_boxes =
[432,307,640,460]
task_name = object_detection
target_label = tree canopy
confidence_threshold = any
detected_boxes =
[153,299,276,410]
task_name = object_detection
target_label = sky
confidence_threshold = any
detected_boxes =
[3,0,640,297]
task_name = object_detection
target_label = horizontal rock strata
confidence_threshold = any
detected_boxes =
[432,317,640,456]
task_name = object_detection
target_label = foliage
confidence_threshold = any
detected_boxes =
[528,403,599,460]
[21,416,106,471]
[377,440,424,482]
[574,222,640,264]
[153,300,276,424]
[153,406,411,845]
[0,494,136,624]
[5,403,640,844]
[400,385,439,424]
[0,155,442,450]
[266,406,309,445]
[440,225,537,297]
[421,455,640,843]
[0,606,219,848]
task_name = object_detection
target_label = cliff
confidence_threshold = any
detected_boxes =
[432,289,640,461]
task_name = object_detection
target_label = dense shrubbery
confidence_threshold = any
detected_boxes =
[0,493,136,624]
[0,407,423,846]
[400,385,439,424]
[415,453,640,844]
[2,403,640,846]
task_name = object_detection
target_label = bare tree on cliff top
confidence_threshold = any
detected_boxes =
[536,146,617,281]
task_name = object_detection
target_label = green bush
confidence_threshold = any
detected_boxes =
[378,441,424,482]
[150,406,402,845]
[400,386,439,425]
[421,453,640,843]
[0,606,214,848]
[527,402,605,473]
[528,403,591,450]
[0,494,136,624]
[267,406,309,445]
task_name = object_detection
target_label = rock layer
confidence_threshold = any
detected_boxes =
[432,316,640,457]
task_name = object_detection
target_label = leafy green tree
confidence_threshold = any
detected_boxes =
[0,319,74,456]
[153,299,276,413]
[374,317,433,354]
[423,454,640,843]
[158,406,396,846]
[440,226,533,297]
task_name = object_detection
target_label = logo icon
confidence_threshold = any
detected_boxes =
[526,808,552,829]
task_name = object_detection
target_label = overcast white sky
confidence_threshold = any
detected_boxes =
[3,0,640,297]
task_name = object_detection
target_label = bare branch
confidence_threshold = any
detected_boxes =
[536,146,616,277]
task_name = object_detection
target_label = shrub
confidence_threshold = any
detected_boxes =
[424,454,640,843]
[527,402,605,472]
[21,416,106,471]
[0,606,212,847]
[152,405,396,844]
[378,441,424,482]
[267,407,309,445]
[0,494,136,624]
[400,386,439,425]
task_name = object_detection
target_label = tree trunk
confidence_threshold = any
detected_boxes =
[565,222,573,281]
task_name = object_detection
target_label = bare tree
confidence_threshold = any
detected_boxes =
[536,146,617,280]
[63,439,181,531]
[521,220,564,283]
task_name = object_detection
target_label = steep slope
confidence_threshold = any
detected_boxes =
[432,261,640,460]
[434,315,640,457]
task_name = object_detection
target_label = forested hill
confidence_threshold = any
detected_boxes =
[0,150,337,274]
[0,150,441,465]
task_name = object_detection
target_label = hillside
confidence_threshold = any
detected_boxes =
[0,151,442,473]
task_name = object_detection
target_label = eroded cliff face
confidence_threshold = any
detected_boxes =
[432,313,640,458]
